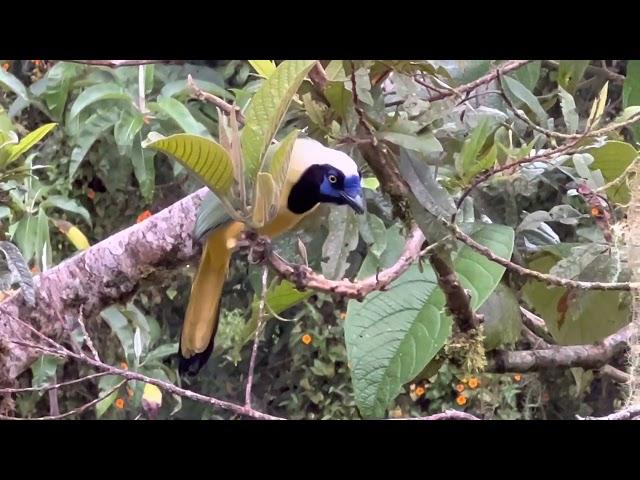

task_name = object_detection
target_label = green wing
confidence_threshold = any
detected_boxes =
[194,191,233,242]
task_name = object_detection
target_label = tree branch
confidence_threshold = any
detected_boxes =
[0,187,210,382]
[253,225,425,301]
[488,324,633,372]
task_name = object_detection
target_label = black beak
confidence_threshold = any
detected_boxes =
[340,192,365,214]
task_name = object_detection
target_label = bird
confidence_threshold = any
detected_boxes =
[178,137,365,375]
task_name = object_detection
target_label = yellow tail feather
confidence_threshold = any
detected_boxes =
[179,221,245,374]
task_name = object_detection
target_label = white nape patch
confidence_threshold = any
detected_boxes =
[291,138,359,178]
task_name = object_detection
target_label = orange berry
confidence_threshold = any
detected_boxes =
[513,374,522,382]
[301,334,312,345]
[415,386,425,397]
[136,210,152,223]
[455,383,465,393]
[120,362,128,370]
[339,312,346,320]
[591,206,604,218]
[456,395,467,406]
[114,398,125,409]
[87,189,96,200]
[468,377,480,389]
[33,60,41,67]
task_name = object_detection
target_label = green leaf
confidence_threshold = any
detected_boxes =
[479,283,522,351]
[30,355,60,390]
[41,195,92,227]
[361,177,380,190]
[321,207,360,280]
[160,79,232,100]
[143,133,234,198]
[359,213,387,259]
[378,131,442,155]
[41,62,80,120]
[558,60,590,94]
[558,87,579,134]
[457,118,494,179]
[0,240,35,307]
[264,280,313,317]
[587,140,638,203]
[502,75,548,124]
[267,128,299,192]
[522,253,630,345]
[36,209,52,271]
[101,306,134,360]
[249,60,277,78]
[68,109,120,180]
[95,375,122,418]
[398,148,456,219]
[153,96,209,137]
[623,60,640,108]
[511,61,541,91]
[68,84,133,121]
[144,343,179,365]
[0,69,29,101]
[346,223,514,418]
[131,134,155,201]
[2,123,56,168]
[114,110,144,155]
[240,60,317,180]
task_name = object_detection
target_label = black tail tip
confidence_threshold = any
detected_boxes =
[177,334,215,377]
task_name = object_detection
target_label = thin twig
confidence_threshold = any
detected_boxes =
[449,223,635,291]
[0,371,111,394]
[396,410,480,420]
[67,60,179,68]
[245,265,268,408]
[0,380,127,420]
[187,74,245,124]
[520,307,556,344]
[424,60,533,102]
[77,306,100,362]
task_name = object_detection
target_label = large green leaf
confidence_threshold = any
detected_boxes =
[153,96,209,137]
[479,283,522,351]
[623,60,640,142]
[249,60,277,79]
[240,60,317,180]
[522,251,630,345]
[558,60,590,94]
[378,131,442,155]
[502,75,548,124]
[345,223,514,418]
[41,195,92,227]
[131,133,155,202]
[0,69,29,101]
[114,110,144,155]
[586,140,638,203]
[143,133,234,197]
[2,123,56,168]
[321,207,360,280]
[558,87,579,134]
[68,84,133,121]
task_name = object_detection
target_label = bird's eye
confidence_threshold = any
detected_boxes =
[328,174,337,184]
